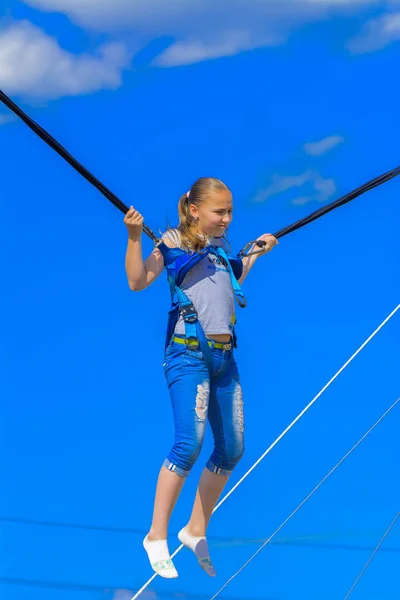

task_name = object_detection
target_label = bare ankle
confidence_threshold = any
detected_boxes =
[148,528,167,541]
[185,523,206,538]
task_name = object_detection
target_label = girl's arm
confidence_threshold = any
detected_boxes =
[238,233,278,285]
[124,206,175,291]
[239,252,260,285]
[125,237,163,291]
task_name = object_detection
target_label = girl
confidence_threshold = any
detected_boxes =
[124,177,277,579]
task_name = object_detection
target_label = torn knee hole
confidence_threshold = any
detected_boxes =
[235,382,244,432]
[195,383,209,421]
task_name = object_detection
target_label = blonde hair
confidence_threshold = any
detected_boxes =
[172,177,230,252]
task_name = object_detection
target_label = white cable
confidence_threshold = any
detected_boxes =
[210,397,400,600]
[131,303,400,600]
[343,511,400,599]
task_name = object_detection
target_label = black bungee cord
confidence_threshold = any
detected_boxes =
[1,89,399,256]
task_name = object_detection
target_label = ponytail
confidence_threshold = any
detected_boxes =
[177,192,191,224]
[175,191,206,252]
[173,177,229,252]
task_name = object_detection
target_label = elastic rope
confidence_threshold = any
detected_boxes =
[210,397,400,600]
[1,89,399,247]
[0,89,159,244]
[273,166,400,240]
[130,304,400,599]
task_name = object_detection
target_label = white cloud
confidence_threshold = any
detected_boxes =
[304,135,344,156]
[0,20,132,99]
[253,169,336,205]
[20,0,390,66]
[21,0,381,29]
[156,30,281,67]
[253,170,315,203]
[314,174,336,196]
[347,12,400,53]
[0,113,15,125]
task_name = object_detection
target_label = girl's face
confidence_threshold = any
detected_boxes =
[190,189,233,237]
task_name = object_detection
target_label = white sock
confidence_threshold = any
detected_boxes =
[178,527,216,577]
[143,535,178,579]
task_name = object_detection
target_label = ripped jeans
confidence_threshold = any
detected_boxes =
[163,338,245,477]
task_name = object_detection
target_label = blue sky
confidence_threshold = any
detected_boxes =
[1,1,399,599]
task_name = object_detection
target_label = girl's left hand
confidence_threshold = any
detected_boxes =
[254,233,278,255]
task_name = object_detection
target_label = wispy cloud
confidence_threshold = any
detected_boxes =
[304,135,344,156]
[347,12,400,53]
[155,30,281,67]
[253,171,315,203]
[20,0,397,66]
[4,2,397,102]
[253,169,336,206]
[0,20,132,99]
[292,174,336,205]
[0,113,15,125]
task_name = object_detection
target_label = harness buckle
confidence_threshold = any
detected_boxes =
[185,336,200,349]
[181,304,198,323]
[235,294,247,308]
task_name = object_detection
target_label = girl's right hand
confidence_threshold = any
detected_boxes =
[124,206,144,240]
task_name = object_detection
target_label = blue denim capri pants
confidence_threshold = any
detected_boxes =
[162,336,245,478]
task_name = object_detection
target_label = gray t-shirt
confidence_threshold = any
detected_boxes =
[162,229,236,337]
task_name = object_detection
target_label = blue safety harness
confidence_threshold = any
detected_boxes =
[157,240,246,373]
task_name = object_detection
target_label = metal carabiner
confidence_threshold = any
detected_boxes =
[238,240,266,258]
